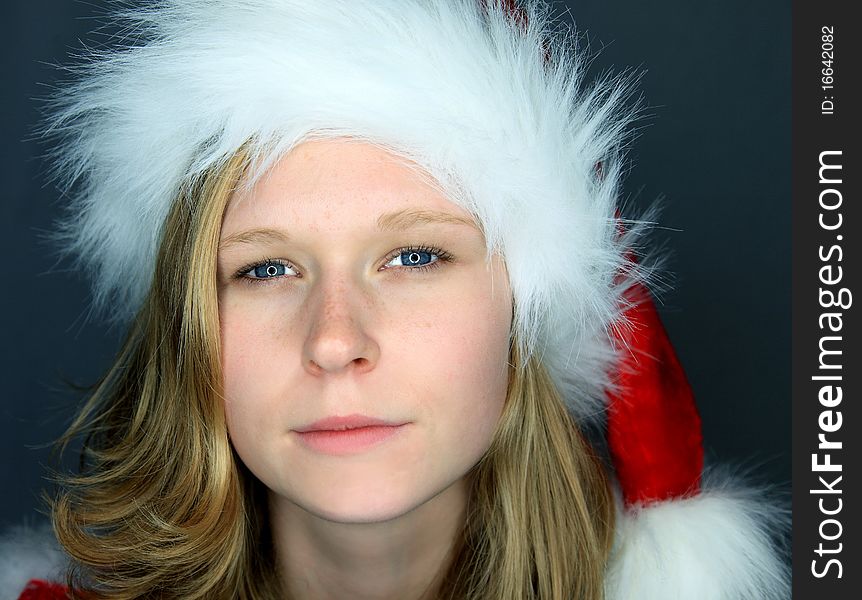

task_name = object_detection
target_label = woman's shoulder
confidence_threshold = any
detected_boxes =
[4,485,790,600]
[1,523,68,600]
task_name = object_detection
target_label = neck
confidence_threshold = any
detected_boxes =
[270,479,468,600]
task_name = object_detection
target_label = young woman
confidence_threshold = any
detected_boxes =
[5,1,788,598]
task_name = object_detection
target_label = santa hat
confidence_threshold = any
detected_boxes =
[17,0,788,598]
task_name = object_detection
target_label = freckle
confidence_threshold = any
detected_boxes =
[322,298,337,318]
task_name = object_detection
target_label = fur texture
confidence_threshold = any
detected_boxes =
[0,524,67,600]
[41,0,649,422]
[605,469,791,600]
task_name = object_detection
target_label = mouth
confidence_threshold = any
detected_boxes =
[292,422,409,456]
[293,413,407,433]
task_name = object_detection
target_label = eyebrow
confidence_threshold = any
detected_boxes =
[220,208,480,250]
[376,208,479,232]
[220,228,291,250]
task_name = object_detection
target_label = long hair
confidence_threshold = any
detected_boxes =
[51,144,615,599]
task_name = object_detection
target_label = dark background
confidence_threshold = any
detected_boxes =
[1,1,790,528]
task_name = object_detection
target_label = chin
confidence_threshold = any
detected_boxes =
[299,486,426,525]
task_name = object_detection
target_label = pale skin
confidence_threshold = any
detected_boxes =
[217,138,514,600]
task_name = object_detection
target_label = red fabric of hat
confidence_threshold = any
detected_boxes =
[606,277,704,507]
[18,580,69,600]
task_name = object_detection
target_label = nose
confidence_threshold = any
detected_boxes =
[302,275,380,377]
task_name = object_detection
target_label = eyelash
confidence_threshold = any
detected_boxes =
[233,244,454,286]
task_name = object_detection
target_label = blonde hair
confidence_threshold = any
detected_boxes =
[51,145,615,599]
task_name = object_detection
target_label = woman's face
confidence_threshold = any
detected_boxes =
[217,139,513,523]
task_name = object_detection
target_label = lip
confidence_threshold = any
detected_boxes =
[293,414,407,433]
[292,414,409,456]
[293,424,407,456]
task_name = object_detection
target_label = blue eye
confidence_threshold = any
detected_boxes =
[243,261,294,280]
[383,245,453,274]
[387,249,436,268]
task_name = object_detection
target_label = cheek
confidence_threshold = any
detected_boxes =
[218,306,290,451]
[411,279,512,455]
[221,312,258,407]
[219,292,295,394]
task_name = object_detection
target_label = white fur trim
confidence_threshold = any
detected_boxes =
[605,471,790,600]
[41,0,650,421]
[0,523,66,600]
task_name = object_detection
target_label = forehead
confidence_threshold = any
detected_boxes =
[221,138,480,237]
